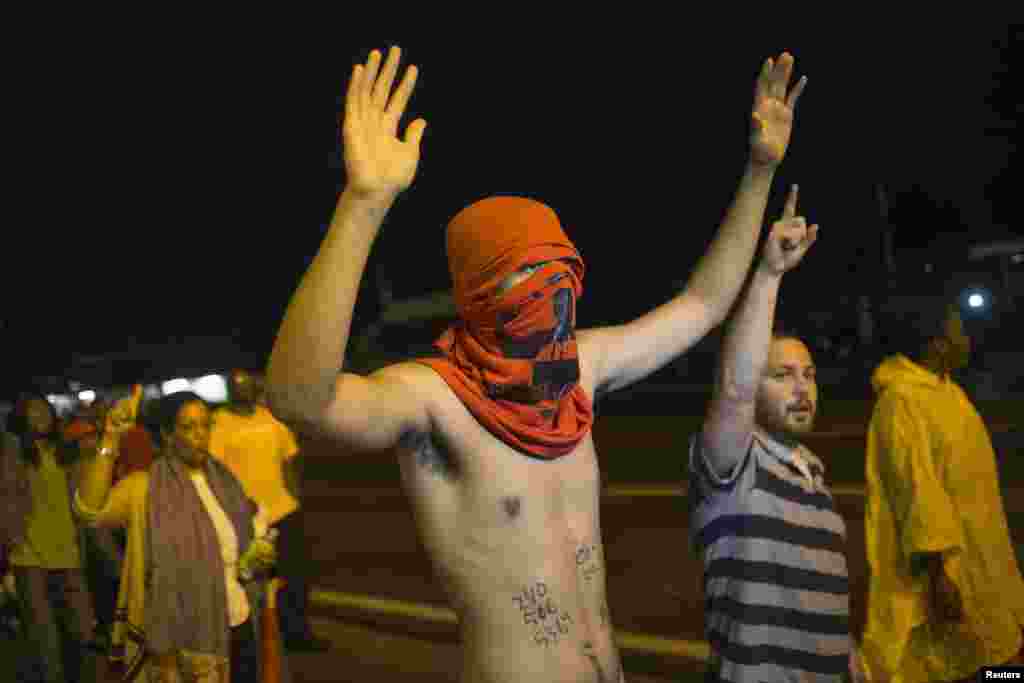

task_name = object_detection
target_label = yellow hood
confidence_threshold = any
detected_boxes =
[871,354,944,395]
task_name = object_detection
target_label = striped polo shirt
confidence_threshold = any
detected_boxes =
[688,429,850,682]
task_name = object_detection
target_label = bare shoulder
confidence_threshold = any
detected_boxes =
[575,327,608,367]
[372,360,446,389]
[368,361,452,413]
[312,362,447,454]
[570,328,607,398]
[373,362,462,478]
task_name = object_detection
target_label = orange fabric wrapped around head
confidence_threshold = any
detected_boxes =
[417,196,594,458]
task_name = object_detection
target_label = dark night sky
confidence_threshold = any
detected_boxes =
[5,26,1020,390]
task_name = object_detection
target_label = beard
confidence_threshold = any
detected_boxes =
[783,397,816,433]
[783,410,816,435]
[758,401,816,441]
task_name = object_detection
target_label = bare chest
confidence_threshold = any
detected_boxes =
[393,370,618,681]
[398,416,602,543]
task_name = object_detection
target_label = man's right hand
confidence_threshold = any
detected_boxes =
[343,46,427,201]
[759,184,818,277]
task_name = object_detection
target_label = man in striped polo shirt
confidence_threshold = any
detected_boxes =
[689,186,853,680]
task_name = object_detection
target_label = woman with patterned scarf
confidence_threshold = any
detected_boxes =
[75,387,286,682]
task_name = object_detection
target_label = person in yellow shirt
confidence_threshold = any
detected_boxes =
[854,292,1024,682]
[209,369,329,652]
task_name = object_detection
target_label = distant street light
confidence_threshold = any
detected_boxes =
[968,293,985,309]
[162,378,191,395]
[192,375,229,403]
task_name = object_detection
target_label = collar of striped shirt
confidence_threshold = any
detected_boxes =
[753,430,815,487]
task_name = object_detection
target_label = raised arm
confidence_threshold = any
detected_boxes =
[582,53,807,395]
[266,46,431,451]
[701,186,817,477]
[77,386,141,519]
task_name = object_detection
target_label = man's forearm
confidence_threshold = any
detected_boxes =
[703,267,781,466]
[715,267,782,405]
[686,162,776,322]
[266,187,396,423]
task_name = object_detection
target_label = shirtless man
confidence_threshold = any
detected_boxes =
[268,46,806,682]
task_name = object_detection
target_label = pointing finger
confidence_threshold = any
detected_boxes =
[783,184,799,218]
[130,384,143,418]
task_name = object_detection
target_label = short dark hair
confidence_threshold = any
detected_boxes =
[771,322,804,344]
[877,278,956,362]
[148,391,207,446]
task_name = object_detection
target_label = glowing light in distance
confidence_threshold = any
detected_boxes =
[162,378,191,395]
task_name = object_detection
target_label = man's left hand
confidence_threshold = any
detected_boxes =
[750,52,806,167]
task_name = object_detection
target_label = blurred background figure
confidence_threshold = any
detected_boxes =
[210,369,329,652]
[1,429,30,654]
[6,393,99,683]
[62,398,125,655]
[1,428,30,588]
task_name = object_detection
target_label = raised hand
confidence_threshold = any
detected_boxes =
[760,185,817,275]
[104,384,142,437]
[750,52,807,167]
[343,46,427,199]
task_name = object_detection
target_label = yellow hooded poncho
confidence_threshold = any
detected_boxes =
[861,355,1024,681]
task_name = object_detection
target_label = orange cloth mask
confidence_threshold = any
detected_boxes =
[417,196,594,458]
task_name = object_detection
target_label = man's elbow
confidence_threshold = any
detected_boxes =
[683,286,730,330]
[714,365,759,405]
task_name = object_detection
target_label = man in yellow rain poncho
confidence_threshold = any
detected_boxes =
[852,292,1024,682]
